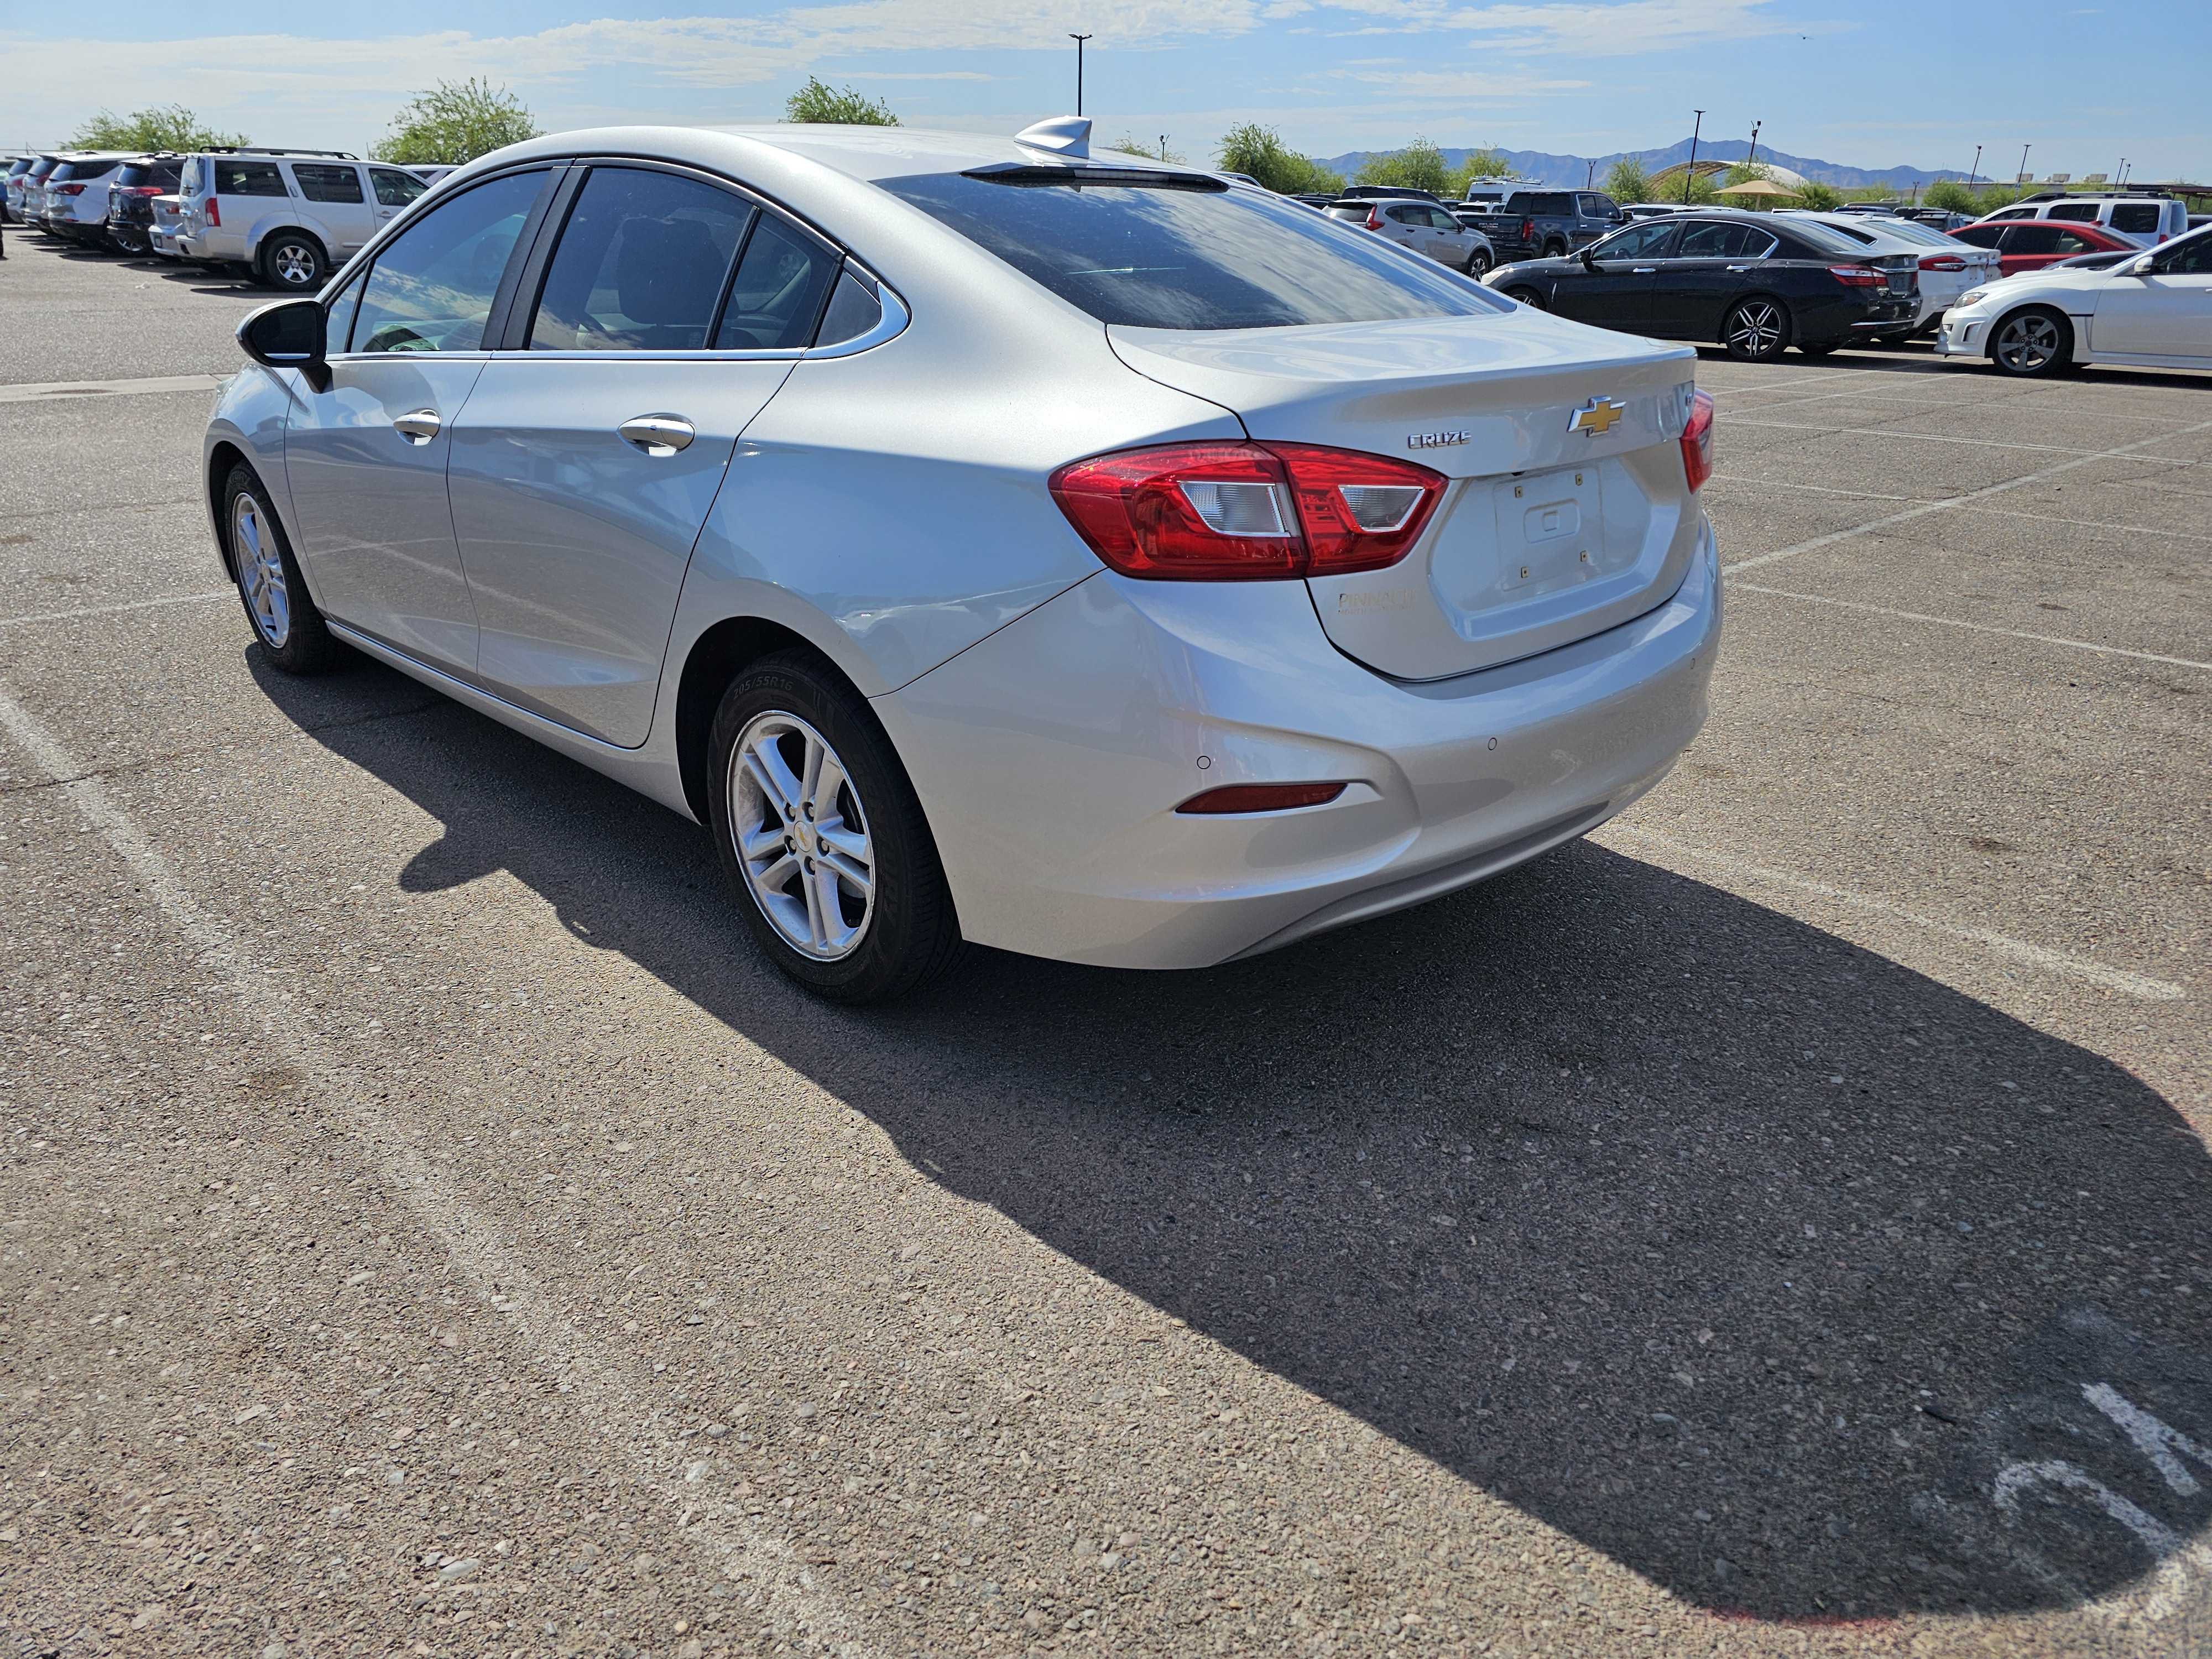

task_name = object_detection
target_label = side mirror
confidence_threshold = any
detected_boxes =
[236,298,328,391]
[1580,247,1599,268]
[2126,254,2157,276]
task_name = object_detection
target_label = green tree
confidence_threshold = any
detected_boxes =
[1215,123,1341,195]
[67,105,246,152]
[373,78,540,164]
[1922,178,1978,213]
[784,77,899,126]
[1355,136,1450,196]
[1113,133,1186,164]
[1791,180,1844,211]
[1446,146,1511,197]
[1604,157,1651,203]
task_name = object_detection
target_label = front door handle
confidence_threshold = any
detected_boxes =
[619,415,695,456]
[393,408,440,445]
[1631,266,1658,274]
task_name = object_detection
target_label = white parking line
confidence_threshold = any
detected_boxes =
[1709,474,2212,545]
[0,589,232,628]
[1606,825,2187,1003]
[1722,418,2212,575]
[0,682,874,1658]
[0,372,225,404]
[1709,473,1937,504]
[1726,416,2204,463]
[1730,583,2212,671]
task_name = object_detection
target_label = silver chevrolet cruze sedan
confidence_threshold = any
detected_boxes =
[208,118,1721,1001]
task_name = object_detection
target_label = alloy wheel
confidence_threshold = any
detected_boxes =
[728,711,875,961]
[232,492,290,649]
[271,241,318,288]
[1728,301,1785,358]
[1995,312,2062,374]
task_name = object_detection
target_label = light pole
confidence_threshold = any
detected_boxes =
[1747,119,1761,170]
[1684,108,1704,204]
[1586,159,1596,187]
[2116,158,2128,188]
[1069,34,1092,116]
[1967,144,1981,190]
[2017,143,2031,185]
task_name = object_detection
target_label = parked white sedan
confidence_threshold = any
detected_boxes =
[207,119,1719,1000]
[1777,210,1999,334]
[1937,222,2212,377]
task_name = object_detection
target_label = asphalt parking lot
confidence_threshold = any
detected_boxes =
[2,232,2208,1659]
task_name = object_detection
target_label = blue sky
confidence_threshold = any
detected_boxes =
[6,0,2206,179]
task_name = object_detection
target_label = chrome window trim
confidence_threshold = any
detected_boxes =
[803,279,911,359]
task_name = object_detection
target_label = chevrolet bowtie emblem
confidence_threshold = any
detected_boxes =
[1567,397,1626,439]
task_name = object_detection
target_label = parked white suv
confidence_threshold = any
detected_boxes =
[38,152,130,243]
[174,150,431,290]
[1974,196,2190,249]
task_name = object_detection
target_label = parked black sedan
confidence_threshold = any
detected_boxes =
[1483,211,1919,360]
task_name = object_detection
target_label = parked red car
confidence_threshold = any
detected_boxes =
[1949,220,2137,278]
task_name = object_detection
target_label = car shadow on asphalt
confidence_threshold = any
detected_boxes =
[250,649,2212,1629]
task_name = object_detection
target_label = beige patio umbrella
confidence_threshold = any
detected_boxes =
[1715,178,1797,200]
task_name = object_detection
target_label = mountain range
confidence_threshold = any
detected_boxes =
[1318,138,1986,191]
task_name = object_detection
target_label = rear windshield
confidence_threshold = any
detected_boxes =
[878,171,1506,331]
[1773,217,1874,257]
[115,162,181,190]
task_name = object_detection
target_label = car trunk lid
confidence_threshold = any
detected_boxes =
[1108,312,1705,680]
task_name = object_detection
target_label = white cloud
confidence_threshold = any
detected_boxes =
[1317,0,1801,54]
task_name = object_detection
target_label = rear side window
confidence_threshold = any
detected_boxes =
[1676,221,1766,258]
[2046,203,2096,222]
[179,158,199,194]
[293,164,363,204]
[370,167,426,208]
[879,171,1505,331]
[529,167,752,352]
[1952,225,2002,247]
[815,268,884,347]
[2005,226,2062,254]
[214,160,286,197]
[2049,229,2097,253]
[353,170,546,354]
[2109,203,2159,234]
[714,216,838,349]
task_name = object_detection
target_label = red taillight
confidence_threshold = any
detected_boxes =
[56,182,85,197]
[1919,254,1966,272]
[128,185,162,197]
[1828,265,1884,286]
[1050,441,1446,582]
[1365,210,1384,231]
[1177,782,1347,815]
[1679,389,1715,494]
[1519,216,1535,241]
[205,197,220,226]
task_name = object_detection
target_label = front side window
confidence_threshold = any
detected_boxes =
[714,216,838,349]
[293,164,364,205]
[353,169,546,354]
[1589,220,1680,260]
[371,167,426,208]
[2047,203,2096,222]
[325,269,368,354]
[2050,229,2096,254]
[215,160,286,197]
[2006,226,2062,254]
[530,167,752,352]
[2159,230,2212,275]
[879,171,1507,330]
[2109,203,2159,234]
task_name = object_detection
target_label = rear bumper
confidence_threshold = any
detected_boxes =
[878,517,1721,969]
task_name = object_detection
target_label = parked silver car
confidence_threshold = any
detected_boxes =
[1326,196,1495,275]
[210,120,1719,1001]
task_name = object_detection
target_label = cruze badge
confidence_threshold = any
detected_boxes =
[1407,430,1469,450]
[1567,397,1626,439]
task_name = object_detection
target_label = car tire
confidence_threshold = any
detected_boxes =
[1989,306,2074,378]
[708,651,964,1004]
[1542,239,1568,259]
[257,231,327,293]
[1465,248,1492,276]
[1723,296,1792,362]
[1505,286,1546,310]
[221,462,340,675]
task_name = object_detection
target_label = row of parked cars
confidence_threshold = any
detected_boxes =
[1303,179,2210,378]
[3,147,457,290]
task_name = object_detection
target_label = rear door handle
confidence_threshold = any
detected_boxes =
[1631,266,1657,274]
[619,415,695,456]
[393,408,440,445]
